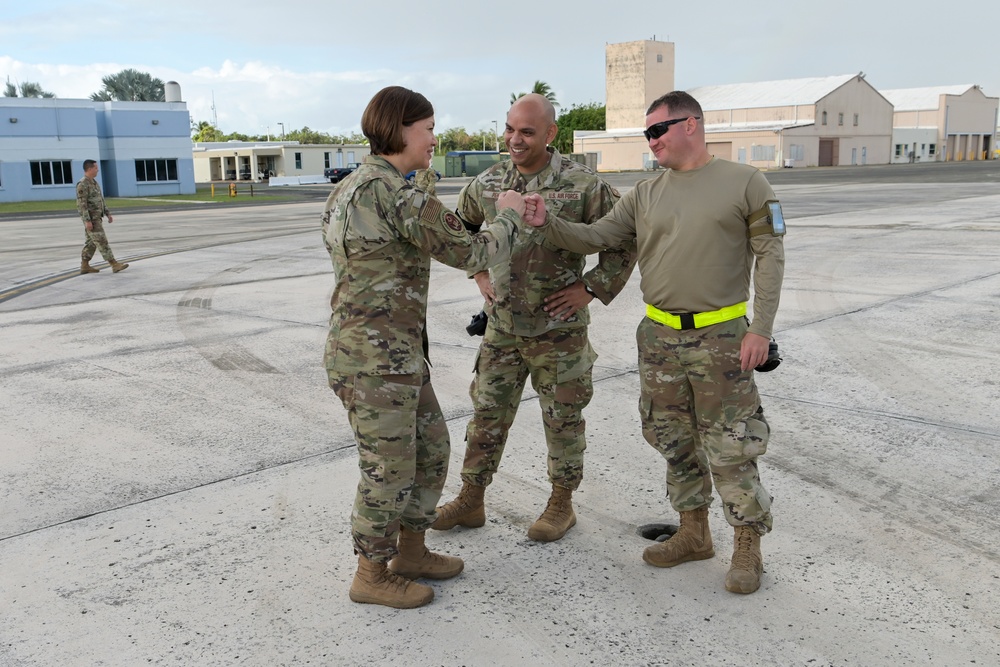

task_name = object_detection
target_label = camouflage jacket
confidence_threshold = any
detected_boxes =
[76,176,109,223]
[322,155,522,376]
[413,168,437,195]
[457,148,636,336]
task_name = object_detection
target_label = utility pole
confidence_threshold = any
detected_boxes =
[493,120,499,151]
[278,122,285,140]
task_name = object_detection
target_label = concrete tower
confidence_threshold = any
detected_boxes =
[605,39,675,130]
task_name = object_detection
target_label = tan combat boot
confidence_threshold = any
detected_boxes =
[349,555,434,608]
[80,261,100,274]
[527,485,577,542]
[431,482,486,531]
[642,505,715,567]
[725,525,763,594]
[111,262,129,273]
[388,526,464,580]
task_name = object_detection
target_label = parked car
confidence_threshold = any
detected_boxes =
[405,169,442,182]
[324,162,362,183]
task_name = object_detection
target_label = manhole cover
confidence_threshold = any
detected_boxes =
[638,523,679,542]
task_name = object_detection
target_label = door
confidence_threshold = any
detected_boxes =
[819,140,834,166]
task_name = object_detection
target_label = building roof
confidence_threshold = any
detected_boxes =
[703,120,816,133]
[576,118,816,141]
[687,74,859,110]
[880,85,977,111]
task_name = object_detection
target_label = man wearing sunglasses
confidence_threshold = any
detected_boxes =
[522,91,785,595]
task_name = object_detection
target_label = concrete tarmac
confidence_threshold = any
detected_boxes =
[2,166,1000,666]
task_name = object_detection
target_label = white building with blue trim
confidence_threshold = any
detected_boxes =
[0,82,195,203]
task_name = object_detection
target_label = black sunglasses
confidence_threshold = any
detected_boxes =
[643,116,700,141]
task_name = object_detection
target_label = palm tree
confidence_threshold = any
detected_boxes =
[3,77,55,98]
[191,120,224,142]
[509,80,559,108]
[90,69,165,102]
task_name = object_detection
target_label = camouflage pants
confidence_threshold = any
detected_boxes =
[636,316,773,535]
[462,326,595,490]
[81,219,117,264]
[328,365,450,562]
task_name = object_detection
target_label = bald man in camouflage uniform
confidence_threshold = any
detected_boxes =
[433,94,637,542]
[76,159,128,274]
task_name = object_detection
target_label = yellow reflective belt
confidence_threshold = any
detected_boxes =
[645,302,747,330]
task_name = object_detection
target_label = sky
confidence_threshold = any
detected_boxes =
[2,0,998,137]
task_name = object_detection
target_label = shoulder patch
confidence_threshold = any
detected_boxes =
[420,196,443,224]
[611,187,621,198]
[443,211,463,233]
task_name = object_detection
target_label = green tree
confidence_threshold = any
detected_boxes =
[434,127,498,153]
[286,126,332,144]
[437,126,475,153]
[190,123,371,145]
[334,131,369,145]
[510,80,559,108]
[4,77,55,98]
[191,121,224,142]
[552,102,606,155]
[90,69,164,102]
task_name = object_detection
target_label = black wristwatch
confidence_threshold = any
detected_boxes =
[583,284,596,298]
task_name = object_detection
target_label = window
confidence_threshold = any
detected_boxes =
[751,145,775,162]
[324,152,331,169]
[789,144,805,161]
[656,54,663,63]
[838,113,844,126]
[821,111,827,125]
[929,144,936,156]
[853,113,859,126]
[295,152,302,169]
[30,160,73,186]
[895,144,903,157]
[135,159,178,182]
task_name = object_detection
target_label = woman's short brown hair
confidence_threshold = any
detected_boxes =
[361,86,434,156]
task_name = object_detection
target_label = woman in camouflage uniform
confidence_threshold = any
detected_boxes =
[322,86,529,608]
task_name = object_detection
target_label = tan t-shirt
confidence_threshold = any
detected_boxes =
[538,157,784,338]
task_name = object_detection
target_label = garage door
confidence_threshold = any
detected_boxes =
[819,140,834,166]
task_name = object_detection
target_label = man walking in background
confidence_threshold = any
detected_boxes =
[76,159,128,274]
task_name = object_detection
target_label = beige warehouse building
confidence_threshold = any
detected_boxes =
[881,85,998,163]
[579,39,998,171]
